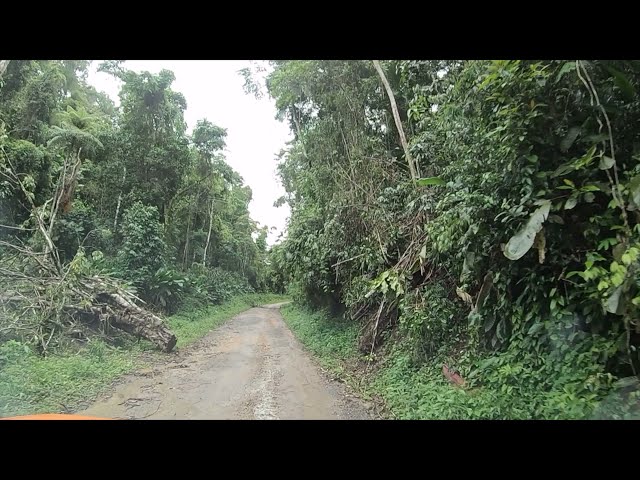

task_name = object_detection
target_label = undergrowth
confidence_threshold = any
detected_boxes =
[0,293,288,417]
[281,303,640,420]
[268,60,640,420]
[0,339,138,417]
[280,303,359,373]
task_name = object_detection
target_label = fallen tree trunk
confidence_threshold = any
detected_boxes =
[1,261,178,353]
[95,292,177,352]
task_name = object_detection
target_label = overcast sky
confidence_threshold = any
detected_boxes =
[86,61,292,245]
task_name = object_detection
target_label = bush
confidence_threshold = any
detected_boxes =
[145,267,190,314]
[188,265,254,305]
[52,201,107,262]
[117,201,167,291]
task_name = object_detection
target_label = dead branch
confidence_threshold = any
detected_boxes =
[370,300,385,356]
[373,60,418,181]
[0,249,177,352]
[331,253,367,269]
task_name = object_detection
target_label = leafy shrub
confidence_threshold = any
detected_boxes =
[145,267,190,314]
[52,201,104,262]
[399,283,465,364]
[117,201,167,288]
[268,60,640,418]
[188,265,254,305]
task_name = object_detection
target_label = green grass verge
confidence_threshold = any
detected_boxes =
[281,303,640,419]
[279,303,379,403]
[0,293,289,417]
[0,340,137,417]
[368,348,517,419]
[279,303,523,419]
[168,293,290,349]
[280,303,359,373]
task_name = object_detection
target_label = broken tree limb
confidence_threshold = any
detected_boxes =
[0,156,178,353]
[331,252,366,268]
[0,256,178,353]
[358,301,397,354]
[113,165,127,232]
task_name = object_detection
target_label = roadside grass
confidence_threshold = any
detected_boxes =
[367,346,515,419]
[279,303,383,406]
[280,303,359,371]
[0,293,289,418]
[279,303,512,419]
[0,340,137,417]
[168,293,290,349]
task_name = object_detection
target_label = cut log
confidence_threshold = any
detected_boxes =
[95,292,177,352]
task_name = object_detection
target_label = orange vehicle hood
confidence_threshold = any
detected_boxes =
[2,414,111,420]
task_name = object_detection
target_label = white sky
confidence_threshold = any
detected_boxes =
[86,60,292,245]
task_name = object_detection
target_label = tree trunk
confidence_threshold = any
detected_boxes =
[372,60,418,181]
[291,107,308,158]
[113,166,127,232]
[0,60,10,79]
[113,193,123,231]
[182,210,192,270]
[95,292,177,352]
[202,195,215,266]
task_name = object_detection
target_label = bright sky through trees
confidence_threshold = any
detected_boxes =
[87,60,292,245]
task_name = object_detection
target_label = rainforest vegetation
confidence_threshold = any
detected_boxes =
[259,60,640,419]
[0,60,282,416]
[2,59,640,419]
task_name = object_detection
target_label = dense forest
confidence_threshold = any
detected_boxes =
[257,60,640,419]
[2,59,640,419]
[0,60,271,355]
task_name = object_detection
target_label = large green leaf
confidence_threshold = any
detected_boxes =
[560,127,581,152]
[483,315,497,333]
[528,322,545,335]
[503,201,551,261]
[604,65,635,101]
[564,196,578,210]
[416,176,445,186]
[604,286,624,315]
[599,155,615,170]
[556,61,576,81]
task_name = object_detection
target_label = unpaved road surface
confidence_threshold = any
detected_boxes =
[80,304,371,420]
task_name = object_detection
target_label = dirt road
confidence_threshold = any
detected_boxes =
[80,304,371,420]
